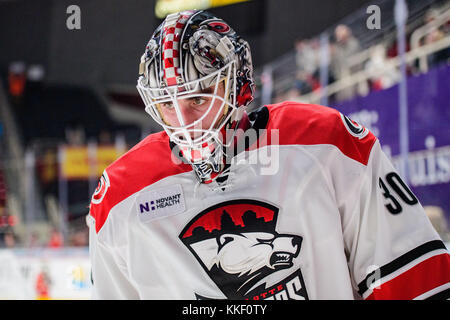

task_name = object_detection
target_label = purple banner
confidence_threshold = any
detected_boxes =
[332,63,450,224]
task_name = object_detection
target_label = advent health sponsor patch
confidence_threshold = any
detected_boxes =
[136,184,185,222]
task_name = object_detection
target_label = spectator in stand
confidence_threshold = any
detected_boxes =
[329,24,361,101]
[423,7,447,30]
[98,129,113,145]
[65,123,86,146]
[8,61,26,97]
[47,228,63,248]
[27,231,40,247]
[26,64,45,92]
[424,26,448,66]
[70,229,88,247]
[294,38,320,96]
[295,39,318,75]
[365,44,399,91]
[7,62,27,108]
[410,7,449,73]
[35,264,52,300]
[3,230,16,248]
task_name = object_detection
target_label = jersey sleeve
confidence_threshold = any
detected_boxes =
[341,139,450,300]
[87,170,140,299]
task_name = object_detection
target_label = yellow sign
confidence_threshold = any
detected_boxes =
[155,0,250,19]
[60,146,124,179]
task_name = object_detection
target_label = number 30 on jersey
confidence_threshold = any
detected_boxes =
[378,172,418,215]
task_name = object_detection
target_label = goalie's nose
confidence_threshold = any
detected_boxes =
[177,99,205,127]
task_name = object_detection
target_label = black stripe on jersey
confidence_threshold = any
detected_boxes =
[424,288,450,300]
[357,240,447,297]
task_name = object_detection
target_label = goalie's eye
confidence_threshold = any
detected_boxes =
[192,97,207,106]
[160,102,174,110]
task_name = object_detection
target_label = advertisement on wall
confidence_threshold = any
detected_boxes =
[0,248,91,300]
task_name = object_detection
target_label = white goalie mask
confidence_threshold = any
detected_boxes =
[136,10,254,184]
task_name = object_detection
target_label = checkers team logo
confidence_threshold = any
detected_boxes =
[340,113,369,139]
[91,171,110,204]
[179,199,309,300]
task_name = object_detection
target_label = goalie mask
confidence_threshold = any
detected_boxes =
[136,10,254,184]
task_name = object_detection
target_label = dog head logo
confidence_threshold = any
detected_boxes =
[179,199,306,300]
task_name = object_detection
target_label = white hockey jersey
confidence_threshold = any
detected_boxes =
[88,102,450,300]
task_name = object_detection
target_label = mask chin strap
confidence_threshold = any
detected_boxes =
[169,138,224,184]
[188,142,225,184]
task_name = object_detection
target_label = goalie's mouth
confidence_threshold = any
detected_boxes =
[269,251,295,269]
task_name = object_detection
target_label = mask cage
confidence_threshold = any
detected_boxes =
[137,61,239,148]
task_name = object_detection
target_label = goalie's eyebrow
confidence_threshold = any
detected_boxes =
[199,87,214,94]
[193,87,214,95]
[182,86,215,99]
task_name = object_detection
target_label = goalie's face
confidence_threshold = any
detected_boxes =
[157,81,227,140]
[137,63,237,149]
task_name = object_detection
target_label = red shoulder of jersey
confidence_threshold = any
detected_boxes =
[263,101,377,165]
[89,131,192,233]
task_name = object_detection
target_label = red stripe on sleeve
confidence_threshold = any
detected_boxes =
[366,253,450,300]
[265,102,377,166]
